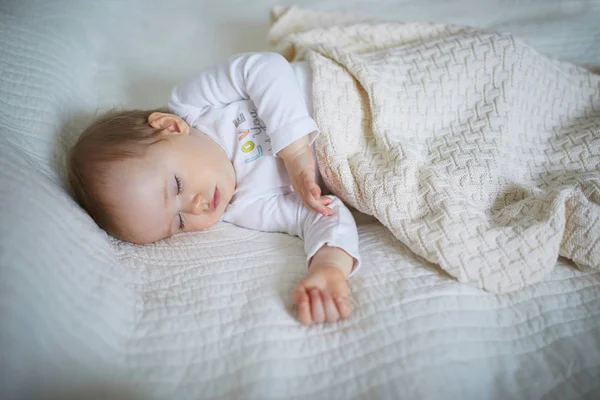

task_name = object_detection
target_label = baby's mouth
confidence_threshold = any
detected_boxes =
[209,187,220,212]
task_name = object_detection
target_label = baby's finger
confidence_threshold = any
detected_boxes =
[294,287,312,326]
[335,296,352,319]
[321,290,340,323]
[304,190,334,216]
[330,278,350,300]
[293,284,307,304]
[306,194,329,215]
[310,288,325,323]
[318,198,334,214]
[309,184,322,200]
[302,178,330,214]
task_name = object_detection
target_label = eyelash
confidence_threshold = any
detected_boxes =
[175,175,183,195]
[175,175,184,230]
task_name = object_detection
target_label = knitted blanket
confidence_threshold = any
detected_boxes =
[269,6,600,292]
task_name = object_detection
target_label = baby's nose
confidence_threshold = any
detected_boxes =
[187,193,205,215]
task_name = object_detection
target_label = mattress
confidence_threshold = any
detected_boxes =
[1,1,599,399]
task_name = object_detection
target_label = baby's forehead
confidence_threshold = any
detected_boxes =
[101,167,170,243]
[97,157,160,207]
[106,151,158,174]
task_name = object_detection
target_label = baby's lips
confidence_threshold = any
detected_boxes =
[208,187,220,212]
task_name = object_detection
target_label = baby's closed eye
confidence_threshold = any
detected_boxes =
[175,175,183,195]
[174,175,184,230]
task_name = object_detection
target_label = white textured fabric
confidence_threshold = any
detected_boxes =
[269,6,600,293]
[1,1,600,400]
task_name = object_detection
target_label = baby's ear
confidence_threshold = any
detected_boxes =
[148,112,190,135]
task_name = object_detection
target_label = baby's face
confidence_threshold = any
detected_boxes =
[103,128,236,243]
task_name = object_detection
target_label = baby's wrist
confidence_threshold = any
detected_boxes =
[278,135,310,162]
[309,244,354,278]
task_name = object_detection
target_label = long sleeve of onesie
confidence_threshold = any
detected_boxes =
[168,52,318,155]
[223,193,361,277]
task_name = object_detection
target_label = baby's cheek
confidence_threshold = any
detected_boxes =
[189,213,221,232]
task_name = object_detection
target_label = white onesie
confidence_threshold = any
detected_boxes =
[168,52,361,275]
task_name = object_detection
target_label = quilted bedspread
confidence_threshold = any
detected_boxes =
[1,1,600,400]
[270,6,600,293]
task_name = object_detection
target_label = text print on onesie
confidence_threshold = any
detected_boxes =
[233,108,272,163]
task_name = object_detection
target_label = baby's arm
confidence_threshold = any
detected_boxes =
[168,52,318,156]
[223,193,361,325]
[292,195,360,325]
[278,135,334,217]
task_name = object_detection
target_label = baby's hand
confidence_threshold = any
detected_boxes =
[279,136,333,216]
[293,266,351,325]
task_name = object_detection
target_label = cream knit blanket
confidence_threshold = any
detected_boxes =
[269,6,600,292]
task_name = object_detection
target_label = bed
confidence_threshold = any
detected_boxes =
[1,1,599,399]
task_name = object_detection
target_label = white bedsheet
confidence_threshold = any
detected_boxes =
[1,1,600,399]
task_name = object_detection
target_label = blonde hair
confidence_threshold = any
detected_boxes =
[67,108,168,236]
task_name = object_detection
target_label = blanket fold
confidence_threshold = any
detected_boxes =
[270,6,600,292]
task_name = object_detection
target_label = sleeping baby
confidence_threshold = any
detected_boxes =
[68,52,360,326]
